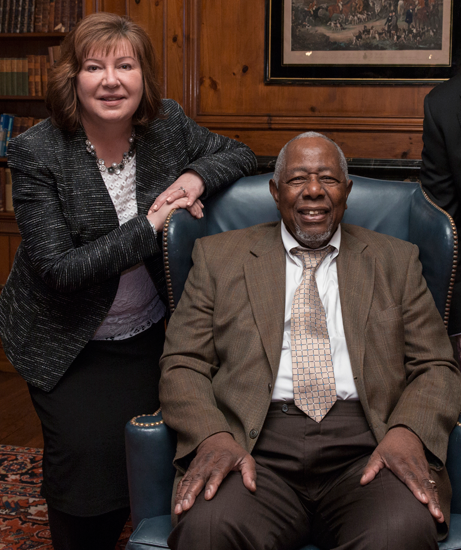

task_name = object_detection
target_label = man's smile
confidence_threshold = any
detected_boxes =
[297,207,330,222]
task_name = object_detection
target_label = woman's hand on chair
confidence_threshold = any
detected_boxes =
[148,170,205,219]
[147,196,193,231]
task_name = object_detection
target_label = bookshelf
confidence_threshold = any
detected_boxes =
[0,28,72,371]
[0,0,85,123]
[0,33,65,118]
[0,30,66,259]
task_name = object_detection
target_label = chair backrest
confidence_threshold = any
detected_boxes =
[163,173,457,325]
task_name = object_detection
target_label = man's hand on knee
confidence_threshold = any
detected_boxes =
[174,432,257,515]
[360,427,443,523]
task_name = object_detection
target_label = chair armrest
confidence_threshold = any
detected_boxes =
[125,409,177,529]
[446,415,461,515]
[408,188,456,326]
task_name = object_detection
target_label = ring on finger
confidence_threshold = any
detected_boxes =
[179,186,186,195]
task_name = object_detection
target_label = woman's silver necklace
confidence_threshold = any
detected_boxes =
[85,130,136,175]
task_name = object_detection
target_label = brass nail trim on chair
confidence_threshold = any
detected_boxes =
[163,209,177,314]
[421,188,458,329]
[130,407,164,427]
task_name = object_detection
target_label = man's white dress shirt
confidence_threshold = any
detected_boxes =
[272,221,359,401]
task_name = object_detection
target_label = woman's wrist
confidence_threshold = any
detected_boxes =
[147,216,157,237]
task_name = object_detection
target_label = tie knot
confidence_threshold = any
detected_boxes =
[292,245,333,270]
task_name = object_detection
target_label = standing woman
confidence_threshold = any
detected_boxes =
[0,12,256,550]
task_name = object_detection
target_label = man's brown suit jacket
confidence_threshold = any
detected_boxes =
[160,221,461,530]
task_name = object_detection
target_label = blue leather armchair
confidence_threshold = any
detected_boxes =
[125,173,461,550]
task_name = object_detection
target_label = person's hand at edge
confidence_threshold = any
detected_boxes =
[360,426,443,523]
[149,170,205,219]
[174,432,257,515]
[147,196,190,231]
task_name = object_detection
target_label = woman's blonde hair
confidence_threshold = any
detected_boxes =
[45,12,163,132]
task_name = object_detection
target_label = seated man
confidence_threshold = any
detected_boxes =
[159,132,461,550]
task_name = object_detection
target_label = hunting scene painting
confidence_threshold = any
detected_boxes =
[283,0,451,66]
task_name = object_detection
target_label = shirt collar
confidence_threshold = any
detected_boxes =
[281,220,341,260]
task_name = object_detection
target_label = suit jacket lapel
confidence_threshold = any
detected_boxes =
[243,223,376,387]
[337,226,374,401]
[135,131,158,214]
[64,126,162,220]
[244,223,286,378]
[135,126,176,214]
[64,127,119,232]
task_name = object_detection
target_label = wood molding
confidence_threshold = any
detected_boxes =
[192,115,424,133]
[183,0,200,117]
[214,130,423,158]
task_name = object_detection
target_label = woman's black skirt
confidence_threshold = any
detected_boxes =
[28,319,165,517]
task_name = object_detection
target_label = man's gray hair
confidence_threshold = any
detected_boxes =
[272,131,349,186]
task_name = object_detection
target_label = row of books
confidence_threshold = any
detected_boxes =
[0,113,44,156]
[0,0,83,33]
[0,54,55,96]
[0,167,13,212]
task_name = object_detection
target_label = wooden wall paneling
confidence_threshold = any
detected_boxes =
[84,0,94,16]
[215,129,424,160]
[164,0,185,105]
[195,114,424,132]
[190,0,437,159]
[128,0,166,97]
[183,0,199,117]
[94,0,126,15]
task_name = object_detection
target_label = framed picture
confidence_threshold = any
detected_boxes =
[265,0,460,84]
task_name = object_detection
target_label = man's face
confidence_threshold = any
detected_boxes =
[269,137,353,249]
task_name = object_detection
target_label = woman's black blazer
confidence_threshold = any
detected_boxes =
[0,99,257,390]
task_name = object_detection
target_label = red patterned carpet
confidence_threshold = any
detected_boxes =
[0,445,132,549]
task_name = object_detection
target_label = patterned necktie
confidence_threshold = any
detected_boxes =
[291,246,336,422]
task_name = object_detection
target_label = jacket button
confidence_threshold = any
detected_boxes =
[282,404,289,412]
[249,429,259,439]
[268,383,272,392]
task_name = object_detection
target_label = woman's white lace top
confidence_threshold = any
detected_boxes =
[92,154,166,340]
